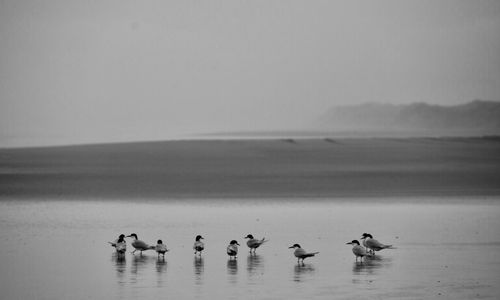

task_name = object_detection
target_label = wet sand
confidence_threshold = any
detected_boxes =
[0,199,499,300]
[1,137,500,199]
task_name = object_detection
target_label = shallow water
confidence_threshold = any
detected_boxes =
[1,198,499,299]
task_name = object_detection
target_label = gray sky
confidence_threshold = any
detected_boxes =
[1,0,499,147]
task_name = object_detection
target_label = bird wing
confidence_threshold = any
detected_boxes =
[247,238,266,248]
[367,238,392,250]
[193,241,204,250]
[227,245,238,255]
[295,248,318,258]
[156,244,168,252]
[353,245,371,257]
[116,242,127,253]
[132,240,151,250]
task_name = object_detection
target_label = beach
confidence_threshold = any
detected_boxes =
[1,137,500,199]
[1,137,500,299]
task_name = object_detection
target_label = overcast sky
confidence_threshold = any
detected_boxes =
[1,0,499,147]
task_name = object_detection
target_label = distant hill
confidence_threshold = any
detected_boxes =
[315,100,500,136]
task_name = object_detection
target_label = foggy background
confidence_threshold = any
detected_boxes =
[1,0,499,147]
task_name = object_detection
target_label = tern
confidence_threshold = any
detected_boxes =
[289,244,319,264]
[155,240,169,258]
[244,234,267,253]
[361,233,394,254]
[127,233,155,255]
[347,240,373,262]
[193,235,205,256]
[227,240,240,259]
[109,234,127,255]
[361,232,372,253]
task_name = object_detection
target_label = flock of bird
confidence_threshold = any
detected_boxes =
[109,232,394,264]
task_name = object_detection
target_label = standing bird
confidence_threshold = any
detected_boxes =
[193,235,205,256]
[155,240,169,258]
[227,240,240,259]
[361,232,372,253]
[289,244,319,265]
[347,240,373,262]
[244,234,267,254]
[127,233,155,255]
[109,234,127,255]
[361,233,394,254]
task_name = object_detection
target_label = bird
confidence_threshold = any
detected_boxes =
[126,233,155,255]
[193,235,205,256]
[361,233,394,254]
[155,240,169,258]
[227,240,240,259]
[108,234,127,255]
[108,234,125,248]
[361,232,372,253]
[289,244,319,264]
[347,240,373,262]
[244,234,267,253]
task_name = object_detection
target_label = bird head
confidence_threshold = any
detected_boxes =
[245,234,254,239]
[127,233,138,239]
[288,244,301,249]
[347,240,360,245]
[229,240,240,246]
[157,240,163,244]
[361,233,372,239]
[195,235,204,241]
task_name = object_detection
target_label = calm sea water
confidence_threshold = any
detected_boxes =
[1,198,499,300]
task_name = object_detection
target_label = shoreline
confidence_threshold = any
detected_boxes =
[1,137,500,200]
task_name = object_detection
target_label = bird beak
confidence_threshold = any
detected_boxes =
[237,243,240,246]
[346,242,352,245]
[288,246,294,249]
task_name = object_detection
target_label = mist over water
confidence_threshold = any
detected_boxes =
[0,198,499,299]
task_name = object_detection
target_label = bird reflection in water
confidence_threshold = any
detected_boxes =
[247,254,264,277]
[351,255,393,283]
[156,256,167,274]
[193,256,204,285]
[227,259,238,284]
[111,253,126,284]
[155,256,168,287]
[293,264,316,282]
[131,254,150,275]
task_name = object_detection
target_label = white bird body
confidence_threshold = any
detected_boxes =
[109,234,127,255]
[245,234,267,253]
[127,233,155,255]
[193,235,205,256]
[115,240,127,254]
[289,244,319,264]
[361,233,394,253]
[361,238,370,252]
[155,240,169,257]
[227,240,240,258]
[347,240,373,262]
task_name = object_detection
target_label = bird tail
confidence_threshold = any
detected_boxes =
[261,238,268,244]
[383,245,395,249]
[305,252,319,257]
[108,242,116,247]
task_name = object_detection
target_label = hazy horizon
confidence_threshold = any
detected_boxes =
[1,1,500,148]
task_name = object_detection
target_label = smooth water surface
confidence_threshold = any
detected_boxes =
[1,198,499,299]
